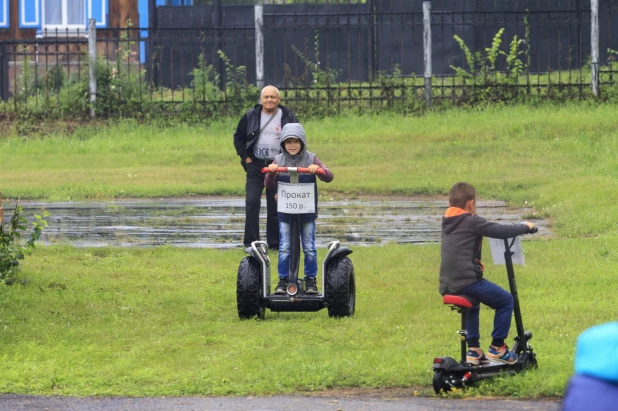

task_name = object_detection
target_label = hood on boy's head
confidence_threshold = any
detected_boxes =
[574,322,618,383]
[280,123,307,154]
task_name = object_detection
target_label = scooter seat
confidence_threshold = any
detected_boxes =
[443,294,479,308]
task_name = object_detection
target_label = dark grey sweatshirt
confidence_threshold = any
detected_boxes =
[439,208,531,295]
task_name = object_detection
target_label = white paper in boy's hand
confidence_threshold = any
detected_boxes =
[488,236,526,266]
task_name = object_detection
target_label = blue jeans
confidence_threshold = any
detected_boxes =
[278,220,317,279]
[459,279,514,348]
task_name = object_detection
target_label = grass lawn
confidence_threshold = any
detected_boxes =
[1,101,618,397]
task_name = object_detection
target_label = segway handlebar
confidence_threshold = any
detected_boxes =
[261,167,326,175]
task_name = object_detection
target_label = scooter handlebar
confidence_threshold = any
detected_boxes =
[261,167,326,175]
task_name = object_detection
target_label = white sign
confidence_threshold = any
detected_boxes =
[488,237,526,266]
[277,182,315,214]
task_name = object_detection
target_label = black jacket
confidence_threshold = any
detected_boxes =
[439,209,531,295]
[233,104,298,163]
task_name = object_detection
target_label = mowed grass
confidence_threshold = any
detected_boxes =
[2,237,616,397]
[3,102,618,238]
[1,101,618,397]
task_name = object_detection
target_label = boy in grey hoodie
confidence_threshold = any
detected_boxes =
[265,123,334,294]
[440,182,535,365]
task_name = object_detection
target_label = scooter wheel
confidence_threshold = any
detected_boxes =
[432,369,452,395]
[325,256,355,318]
[236,256,265,320]
[518,350,538,369]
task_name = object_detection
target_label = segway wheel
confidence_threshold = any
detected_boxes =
[236,256,265,320]
[325,256,355,318]
[432,369,452,395]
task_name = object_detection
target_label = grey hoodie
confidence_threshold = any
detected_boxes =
[275,123,315,167]
[439,209,531,295]
[265,123,334,223]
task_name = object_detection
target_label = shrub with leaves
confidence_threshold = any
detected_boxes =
[44,65,66,92]
[282,32,343,118]
[450,27,528,102]
[0,203,49,284]
[376,64,424,114]
[217,50,259,112]
[289,31,340,88]
[604,48,618,96]
[190,53,220,102]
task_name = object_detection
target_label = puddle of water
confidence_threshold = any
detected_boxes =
[1,198,547,248]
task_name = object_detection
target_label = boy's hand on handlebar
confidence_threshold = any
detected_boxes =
[268,163,278,173]
[522,222,536,232]
[308,165,319,174]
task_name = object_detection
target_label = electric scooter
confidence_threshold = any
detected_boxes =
[432,227,538,393]
[236,167,355,319]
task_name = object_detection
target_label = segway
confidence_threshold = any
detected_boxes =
[236,167,355,319]
[432,227,538,394]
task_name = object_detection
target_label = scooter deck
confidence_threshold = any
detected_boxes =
[264,293,326,312]
[433,351,537,388]
[466,360,527,372]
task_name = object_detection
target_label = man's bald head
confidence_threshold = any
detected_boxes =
[260,85,282,114]
[261,85,280,98]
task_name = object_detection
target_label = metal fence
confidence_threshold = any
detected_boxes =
[0,0,616,118]
[599,0,618,89]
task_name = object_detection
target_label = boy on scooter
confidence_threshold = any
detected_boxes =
[439,182,535,364]
[265,123,334,295]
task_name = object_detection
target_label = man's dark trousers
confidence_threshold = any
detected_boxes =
[244,160,279,248]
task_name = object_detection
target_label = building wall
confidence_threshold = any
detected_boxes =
[0,0,139,40]
[109,0,139,29]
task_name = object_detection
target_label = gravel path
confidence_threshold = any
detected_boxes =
[0,392,561,411]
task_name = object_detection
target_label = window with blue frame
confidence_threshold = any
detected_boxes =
[44,0,84,31]
[20,0,107,32]
[16,0,195,33]
[0,0,8,29]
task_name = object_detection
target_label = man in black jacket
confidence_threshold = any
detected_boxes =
[233,85,298,250]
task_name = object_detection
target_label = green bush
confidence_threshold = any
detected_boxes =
[190,53,220,102]
[376,64,426,114]
[450,27,528,103]
[601,48,618,103]
[44,65,66,92]
[218,50,260,112]
[0,204,49,284]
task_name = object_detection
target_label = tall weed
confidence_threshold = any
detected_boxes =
[0,203,48,283]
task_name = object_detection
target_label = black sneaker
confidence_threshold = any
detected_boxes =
[305,277,318,294]
[274,278,287,295]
